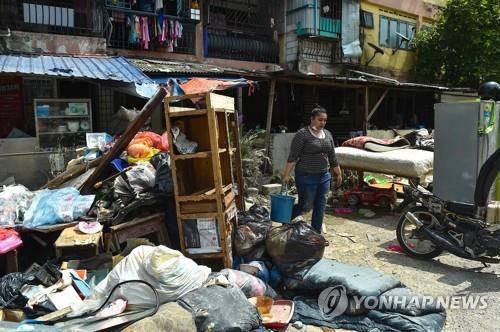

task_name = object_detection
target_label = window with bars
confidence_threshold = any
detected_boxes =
[379,15,416,50]
[0,0,104,37]
[205,0,279,62]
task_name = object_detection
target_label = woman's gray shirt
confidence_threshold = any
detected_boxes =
[287,127,338,174]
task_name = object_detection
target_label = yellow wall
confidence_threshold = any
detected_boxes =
[360,1,419,73]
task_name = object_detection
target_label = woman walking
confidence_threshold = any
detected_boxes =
[282,105,342,232]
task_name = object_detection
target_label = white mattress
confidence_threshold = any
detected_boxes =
[335,147,434,179]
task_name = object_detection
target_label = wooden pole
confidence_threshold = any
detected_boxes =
[237,87,243,121]
[232,94,246,211]
[364,86,369,134]
[80,88,167,194]
[367,88,389,121]
[265,79,277,156]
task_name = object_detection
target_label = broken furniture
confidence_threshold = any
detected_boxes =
[164,92,243,268]
[54,226,102,259]
[105,213,170,252]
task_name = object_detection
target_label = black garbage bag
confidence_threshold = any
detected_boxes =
[150,152,173,195]
[241,244,267,262]
[234,221,272,256]
[177,283,261,331]
[248,204,270,220]
[266,221,328,277]
[237,204,270,224]
[0,272,35,309]
[32,262,61,287]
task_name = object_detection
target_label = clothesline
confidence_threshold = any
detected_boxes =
[112,11,184,51]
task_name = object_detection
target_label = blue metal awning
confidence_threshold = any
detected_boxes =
[0,54,155,85]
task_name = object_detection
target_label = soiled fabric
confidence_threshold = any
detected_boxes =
[342,136,410,152]
[284,258,401,296]
[335,147,433,180]
[123,302,196,332]
[293,296,446,332]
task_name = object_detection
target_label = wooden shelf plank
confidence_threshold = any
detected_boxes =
[218,147,237,156]
[179,203,236,220]
[179,212,218,219]
[166,92,211,102]
[185,251,225,258]
[176,193,217,202]
[173,151,211,160]
[169,107,207,117]
[213,108,235,113]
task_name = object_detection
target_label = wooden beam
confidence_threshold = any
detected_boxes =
[367,88,389,121]
[237,87,243,116]
[264,79,277,156]
[232,108,245,211]
[364,86,369,134]
[274,77,365,89]
[80,88,167,194]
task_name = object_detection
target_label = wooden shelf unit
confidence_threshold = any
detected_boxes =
[164,92,244,268]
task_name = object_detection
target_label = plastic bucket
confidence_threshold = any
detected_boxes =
[270,194,295,223]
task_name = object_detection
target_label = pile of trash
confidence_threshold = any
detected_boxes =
[0,184,94,229]
[0,203,447,331]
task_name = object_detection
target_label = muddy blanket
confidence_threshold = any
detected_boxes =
[288,259,446,332]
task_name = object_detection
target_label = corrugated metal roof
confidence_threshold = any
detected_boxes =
[271,69,450,91]
[129,58,224,75]
[127,58,275,78]
[0,54,154,85]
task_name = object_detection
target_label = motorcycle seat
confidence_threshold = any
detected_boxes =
[445,201,475,216]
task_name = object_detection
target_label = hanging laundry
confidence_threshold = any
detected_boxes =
[174,20,183,47]
[140,16,150,50]
[127,15,138,43]
[158,14,165,42]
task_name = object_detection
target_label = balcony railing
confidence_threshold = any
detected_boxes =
[299,38,342,64]
[204,0,279,63]
[287,0,342,39]
[319,0,341,38]
[0,0,105,37]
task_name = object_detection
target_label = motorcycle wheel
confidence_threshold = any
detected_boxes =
[396,206,444,259]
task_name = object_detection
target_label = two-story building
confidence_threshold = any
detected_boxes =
[267,0,449,174]
[269,0,447,134]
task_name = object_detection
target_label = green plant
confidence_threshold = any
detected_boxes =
[412,0,500,87]
[239,129,270,190]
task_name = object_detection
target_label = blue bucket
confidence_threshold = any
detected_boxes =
[270,193,295,223]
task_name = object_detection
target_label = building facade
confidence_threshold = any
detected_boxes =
[360,0,445,80]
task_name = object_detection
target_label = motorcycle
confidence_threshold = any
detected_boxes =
[396,148,500,263]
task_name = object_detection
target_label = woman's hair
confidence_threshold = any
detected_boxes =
[311,104,328,118]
